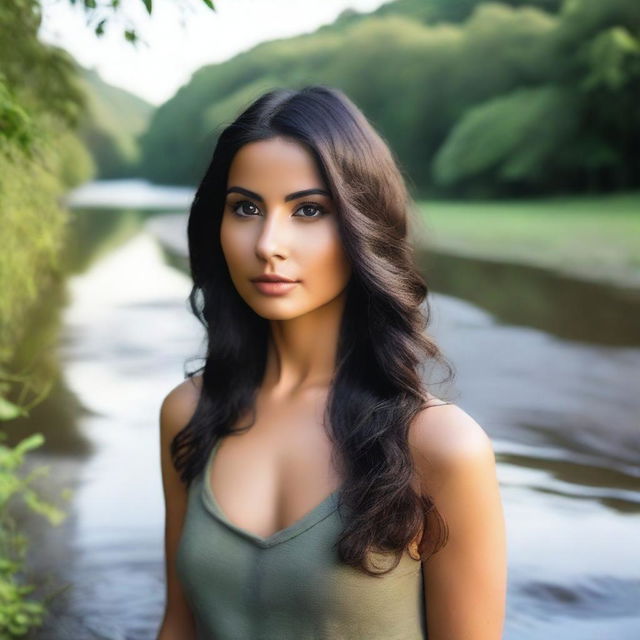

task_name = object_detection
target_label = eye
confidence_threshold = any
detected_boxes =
[227,200,328,219]
[293,202,327,219]
[228,200,260,217]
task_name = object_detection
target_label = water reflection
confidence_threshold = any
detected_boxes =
[419,249,640,346]
[11,180,639,639]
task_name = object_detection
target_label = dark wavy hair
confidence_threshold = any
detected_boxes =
[172,84,456,576]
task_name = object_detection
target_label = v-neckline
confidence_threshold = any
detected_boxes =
[200,438,343,548]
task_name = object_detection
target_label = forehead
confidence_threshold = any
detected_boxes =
[226,137,326,192]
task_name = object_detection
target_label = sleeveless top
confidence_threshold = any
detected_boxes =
[176,438,428,639]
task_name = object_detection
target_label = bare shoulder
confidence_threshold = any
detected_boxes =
[409,402,507,638]
[408,401,496,489]
[157,374,203,637]
[160,374,203,437]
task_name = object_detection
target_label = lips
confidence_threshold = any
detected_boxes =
[251,274,298,283]
[252,279,299,296]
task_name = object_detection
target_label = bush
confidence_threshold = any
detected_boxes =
[0,431,72,638]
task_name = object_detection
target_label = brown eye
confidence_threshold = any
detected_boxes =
[228,200,328,219]
[293,203,327,218]
[229,200,259,217]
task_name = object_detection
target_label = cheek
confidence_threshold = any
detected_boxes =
[299,225,351,291]
[220,220,249,273]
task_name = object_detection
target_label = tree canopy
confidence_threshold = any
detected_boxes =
[136,0,640,197]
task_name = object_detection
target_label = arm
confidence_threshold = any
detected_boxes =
[410,404,507,640]
[156,377,202,640]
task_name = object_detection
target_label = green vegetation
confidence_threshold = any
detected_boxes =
[415,192,640,287]
[138,0,640,198]
[0,1,209,636]
[0,1,89,634]
[1,0,217,632]
[1,0,94,404]
[66,0,217,44]
[0,432,71,638]
[74,64,155,178]
[370,0,563,24]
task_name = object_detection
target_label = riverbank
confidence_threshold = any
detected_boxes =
[413,192,640,290]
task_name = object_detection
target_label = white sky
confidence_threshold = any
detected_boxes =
[39,0,390,106]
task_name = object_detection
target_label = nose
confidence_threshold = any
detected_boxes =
[254,207,290,262]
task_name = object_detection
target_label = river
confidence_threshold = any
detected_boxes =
[15,179,640,639]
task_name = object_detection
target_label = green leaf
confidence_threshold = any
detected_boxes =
[0,397,26,421]
[201,0,216,10]
[23,488,68,526]
[14,433,45,457]
[142,0,152,15]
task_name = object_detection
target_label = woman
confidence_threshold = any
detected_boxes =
[157,85,506,640]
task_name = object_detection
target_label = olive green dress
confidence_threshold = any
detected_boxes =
[176,438,427,639]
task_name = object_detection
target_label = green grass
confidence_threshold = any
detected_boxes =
[413,192,640,288]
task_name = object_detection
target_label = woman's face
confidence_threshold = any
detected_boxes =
[220,136,352,320]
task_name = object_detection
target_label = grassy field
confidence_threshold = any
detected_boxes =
[413,192,640,289]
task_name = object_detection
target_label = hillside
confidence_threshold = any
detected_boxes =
[135,0,638,197]
[74,64,155,179]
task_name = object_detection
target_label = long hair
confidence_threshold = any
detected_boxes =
[173,84,455,575]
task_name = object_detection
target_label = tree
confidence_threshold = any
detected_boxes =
[62,0,216,45]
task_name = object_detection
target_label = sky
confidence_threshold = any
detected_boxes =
[38,0,390,106]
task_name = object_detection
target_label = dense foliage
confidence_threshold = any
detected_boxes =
[138,0,640,197]
[0,0,93,376]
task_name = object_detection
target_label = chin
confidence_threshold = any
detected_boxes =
[247,299,311,321]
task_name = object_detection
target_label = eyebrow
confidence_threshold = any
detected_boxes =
[225,186,330,202]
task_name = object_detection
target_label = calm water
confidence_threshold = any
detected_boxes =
[14,180,640,639]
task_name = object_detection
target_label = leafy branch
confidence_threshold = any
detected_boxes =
[66,0,216,45]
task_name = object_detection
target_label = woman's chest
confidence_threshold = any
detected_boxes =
[209,396,344,541]
[176,485,426,639]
